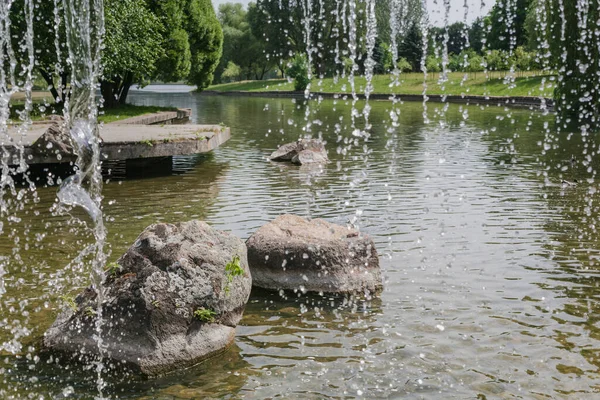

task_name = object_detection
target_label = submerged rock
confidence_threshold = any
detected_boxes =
[43,221,252,375]
[246,214,381,295]
[270,139,328,165]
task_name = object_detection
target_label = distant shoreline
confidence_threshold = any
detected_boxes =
[201,90,554,110]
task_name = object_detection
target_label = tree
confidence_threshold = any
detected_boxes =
[184,0,223,89]
[101,0,164,108]
[468,18,485,54]
[250,0,367,77]
[222,61,242,82]
[398,23,423,72]
[10,0,69,103]
[287,53,311,91]
[547,0,600,129]
[486,0,532,52]
[11,0,223,106]
[376,0,424,45]
[216,3,273,83]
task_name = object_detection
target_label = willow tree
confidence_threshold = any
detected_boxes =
[547,0,600,130]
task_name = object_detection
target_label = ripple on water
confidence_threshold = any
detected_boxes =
[2,95,600,398]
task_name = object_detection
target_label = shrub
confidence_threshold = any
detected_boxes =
[396,57,413,73]
[222,61,241,82]
[286,53,311,91]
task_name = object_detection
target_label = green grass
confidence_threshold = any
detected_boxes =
[99,104,178,123]
[208,72,556,98]
[207,79,288,92]
[7,102,177,124]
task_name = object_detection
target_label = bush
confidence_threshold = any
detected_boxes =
[222,61,241,82]
[287,53,311,91]
[426,56,441,72]
[396,57,413,73]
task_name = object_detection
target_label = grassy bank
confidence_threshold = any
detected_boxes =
[8,94,177,124]
[208,72,556,98]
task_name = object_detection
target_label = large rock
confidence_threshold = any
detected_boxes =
[246,215,381,295]
[43,221,252,375]
[31,120,74,157]
[270,139,329,165]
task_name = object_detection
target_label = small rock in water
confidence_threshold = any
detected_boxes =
[246,214,382,295]
[42,220,252,375]
[270,139,329,165]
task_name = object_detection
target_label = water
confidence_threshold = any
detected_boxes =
[2,93,599,398]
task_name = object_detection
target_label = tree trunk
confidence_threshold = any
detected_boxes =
[38,69,60,104]
[100,80,119,109]
[118,72,134,105]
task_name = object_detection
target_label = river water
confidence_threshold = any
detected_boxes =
[2,93,600,399]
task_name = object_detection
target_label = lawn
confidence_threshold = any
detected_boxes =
[208,72,556,98]
[8,94,177,124]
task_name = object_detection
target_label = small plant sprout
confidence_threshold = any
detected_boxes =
[224,255,244,295]
[59,294,77,312]
[85,306,96,317]
[194,307,216,323]
[151,300,160,308]
[140,139,153,147]
[105,261,120,276]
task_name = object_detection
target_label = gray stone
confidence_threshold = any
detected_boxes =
[269,142,299,161]
[246,214,381,296]
[43,221,252,375]
[270,139,329,165]
[31,121,74,157]
[291,149,329,165]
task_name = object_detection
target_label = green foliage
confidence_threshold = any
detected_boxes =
[105,262,121,276]
[140,139,154,147]
[185,0,224,90]
[224,255,244,295]
[548,0,600,128]
[287,54,311,91]
[215,3,274,83]
[225,256,244,280]
[396,58,413,73]
[222,61,242,82]
[465,55,485,73]
[194,307,217,323]
[485,50,510,71]
[60,295,77,312]
[373,40,393,74]
[398,23,423,72]
[485,0,532,51]
[426,56,442,73]
[103,0,164,84]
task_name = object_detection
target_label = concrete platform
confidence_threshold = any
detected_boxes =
[2,123,230,166]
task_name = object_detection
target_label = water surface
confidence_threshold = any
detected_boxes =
[2,93,599,399]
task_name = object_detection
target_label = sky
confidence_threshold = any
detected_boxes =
[212,0,495,26]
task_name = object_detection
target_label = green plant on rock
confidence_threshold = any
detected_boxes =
[59,294,77,312]
[194,307,216,323]
[140,139,153,147]
[224,255,244,295]
[85,306,97,317]
[105,261,121,276]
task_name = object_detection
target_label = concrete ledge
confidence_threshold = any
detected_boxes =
[3,124,230,166]
[202,90,554,109]
[112,108,192,125]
